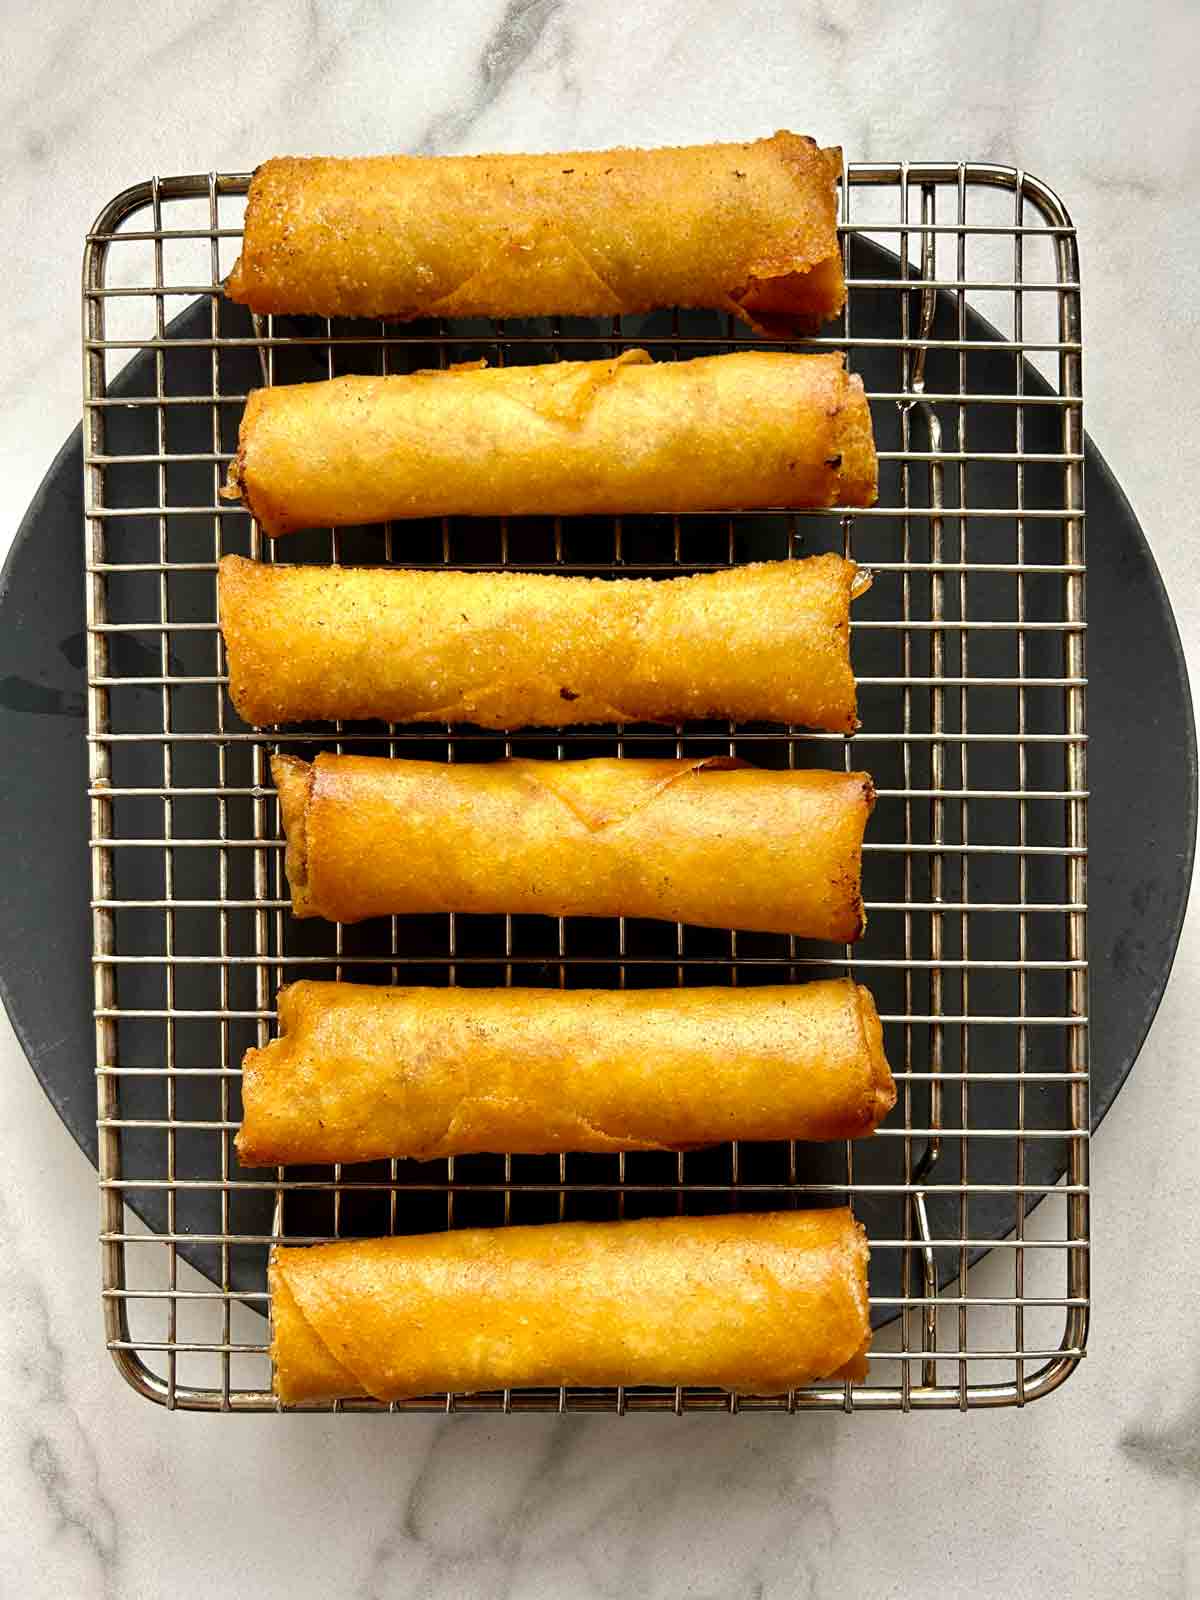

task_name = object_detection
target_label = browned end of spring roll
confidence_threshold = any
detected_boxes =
[236,977,895,1166]
[221,350,877,536]
[219,553,869,733]
[270,1208,871,1403]
[271,752,873,939]
[226,133,844,332]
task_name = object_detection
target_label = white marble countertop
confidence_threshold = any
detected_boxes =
[2,2,1198,1595]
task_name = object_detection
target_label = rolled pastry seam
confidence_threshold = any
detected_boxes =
[220,350,877,536]
[226,132,845,332]
[270,1208,871,1403]
[271,752,873,938]
[236,977,895,1166]
[219,553,869,733]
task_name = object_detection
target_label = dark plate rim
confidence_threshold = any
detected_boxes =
[1084,447,1197,1131]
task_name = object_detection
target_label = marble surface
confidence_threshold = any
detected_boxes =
[2,1,1199,1595]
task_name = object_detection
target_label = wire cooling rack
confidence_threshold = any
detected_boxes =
[83,161,1086,1412]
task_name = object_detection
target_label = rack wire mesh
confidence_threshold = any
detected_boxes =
[83,161,1087,1412]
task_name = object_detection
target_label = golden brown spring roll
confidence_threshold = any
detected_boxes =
[221,350,877,537]
[272,752,873,938]
[237,977,895,1166]
[219,553,867,733]
[271,1208,871,1402]
[227,133,845,333]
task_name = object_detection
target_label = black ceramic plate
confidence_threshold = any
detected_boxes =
[1,258,1193,1319]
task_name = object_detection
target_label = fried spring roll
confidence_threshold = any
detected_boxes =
[227,133,845,332]
[272,752,873,938]
[270,1209,871,1402]
[219,553,867,733]
[221,350,877,537]
[237,977,895,1167]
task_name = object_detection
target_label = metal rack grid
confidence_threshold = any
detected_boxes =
[83,161,1087,1412]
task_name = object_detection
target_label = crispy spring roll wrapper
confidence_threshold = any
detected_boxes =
[226,133,845,333]
[237,977,895,1166]
[272,752,873,938]
[219,553,868,733]
[221,350,877,537]
[270,1208,871,1403]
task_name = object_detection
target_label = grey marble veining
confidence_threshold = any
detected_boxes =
[0,1184,121,1597]
[2,1,1199,1595]
[1124,1391,1200,1485]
